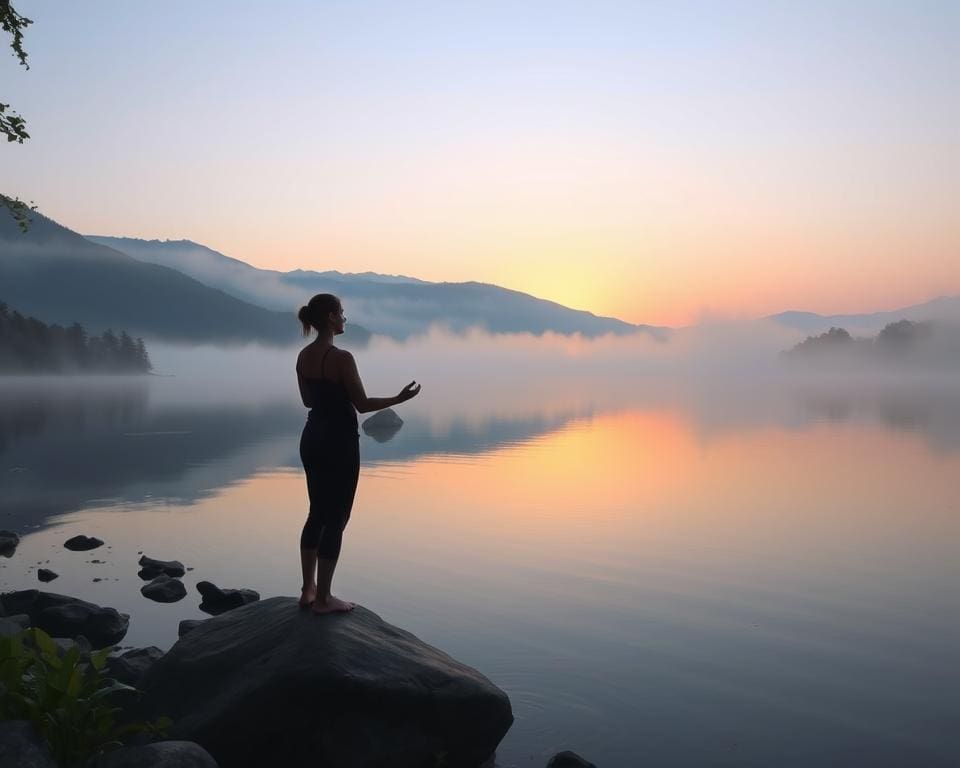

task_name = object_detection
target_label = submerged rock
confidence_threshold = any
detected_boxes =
[37,568,58,583]
[138,555,186,580]
[141,575,187,603]
[0,590,129,648]
[196,581,259,616]
[64,535,104,552]
[138,597,513,768]
[546,751,597,768]
[0,530,19,558]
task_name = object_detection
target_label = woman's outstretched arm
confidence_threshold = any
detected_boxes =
[341,350,420,413]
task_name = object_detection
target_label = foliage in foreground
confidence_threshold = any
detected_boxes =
[0,628,171,767]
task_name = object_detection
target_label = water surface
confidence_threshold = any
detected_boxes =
[1,340,958,767]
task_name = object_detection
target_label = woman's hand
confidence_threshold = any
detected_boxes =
[397,381,421,403]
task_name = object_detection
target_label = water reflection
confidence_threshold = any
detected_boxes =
[4,375,960,532]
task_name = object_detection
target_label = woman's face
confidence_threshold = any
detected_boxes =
[330,304,346,335]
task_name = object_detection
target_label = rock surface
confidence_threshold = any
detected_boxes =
[178,619,208,638]
[141,575,187,603]
[0,590,129,648]
[195,581,259,615]
[106,646,165,687]
[37,568,58,582]
[138,597,512,768]
[92,741,219,768]
[0,720,57,768]
[0,530,19,558]
[64,534,104,551]
[545,751,597,768]
[138,555,186,580]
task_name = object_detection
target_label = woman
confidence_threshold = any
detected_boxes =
[296,293,420,614]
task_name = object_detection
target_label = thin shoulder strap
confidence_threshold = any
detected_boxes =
[320,346,333,380]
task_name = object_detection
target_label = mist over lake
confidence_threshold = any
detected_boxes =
[2,331,958,767]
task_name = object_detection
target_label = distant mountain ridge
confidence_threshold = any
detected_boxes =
[0,212,367,345]
[88,236,666,340]
[768,296,960,334]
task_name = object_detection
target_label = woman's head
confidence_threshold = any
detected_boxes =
[298,293,345,336]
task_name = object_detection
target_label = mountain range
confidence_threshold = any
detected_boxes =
[767,297,960,334]
[2,208,957,346]
[87,236,663,340]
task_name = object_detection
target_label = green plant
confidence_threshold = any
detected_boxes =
[0,628,172,767]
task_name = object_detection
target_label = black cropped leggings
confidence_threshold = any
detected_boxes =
[299,422,360,560]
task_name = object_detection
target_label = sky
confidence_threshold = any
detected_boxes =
[3,0,958,327]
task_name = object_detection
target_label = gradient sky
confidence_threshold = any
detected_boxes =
[4,1,958,326]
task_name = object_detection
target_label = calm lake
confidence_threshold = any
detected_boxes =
[1,334,958,767]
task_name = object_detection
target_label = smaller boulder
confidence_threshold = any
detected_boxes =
[106,646,164,687]
[138,555,186,580]
[64,535,104,551]
[178,619,208,638]
[196,581,259,616]
[546,752,597,768]
[361,408,404,442]
[362,407,403,430]
[0,530,19,558]
[0,720,57,768]
[36,600,129,649]
[141,575,187,603]
[91,740,219,768]
[37,568,58,583]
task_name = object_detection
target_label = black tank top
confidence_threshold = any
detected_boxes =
[303,346,358,436]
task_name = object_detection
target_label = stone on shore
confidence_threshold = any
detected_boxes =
[64,534,104,551]
[0,530,19,558]
[37,568,58,583]
[0,590,129,648]
[0,720,57,768]
[106,646,165,687]
[138,597,513,768]
[92,741,218,768]
[141,575,188,603]
[195,581,259,615]
[546,752,597,768]
[138,555,186,580]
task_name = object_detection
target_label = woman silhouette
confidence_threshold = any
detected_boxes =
[296,294,420,613]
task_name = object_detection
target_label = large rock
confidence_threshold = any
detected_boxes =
[0,590,129,648]
[138,555,186,580]
[546,751,597,768]
[64,534,104,551]
[106,646,165,687]
[0,720,57,768]
[138,597,512,768]
[141,575,187,603]
[195,581,258,616]
[0,530,19,558]
[37,568,58,583]
[92,741,218,768]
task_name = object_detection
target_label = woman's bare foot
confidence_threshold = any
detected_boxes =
[299,584,317,609]
[311,595,355,614]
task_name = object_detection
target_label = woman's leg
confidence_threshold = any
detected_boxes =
[312,440,360,614]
